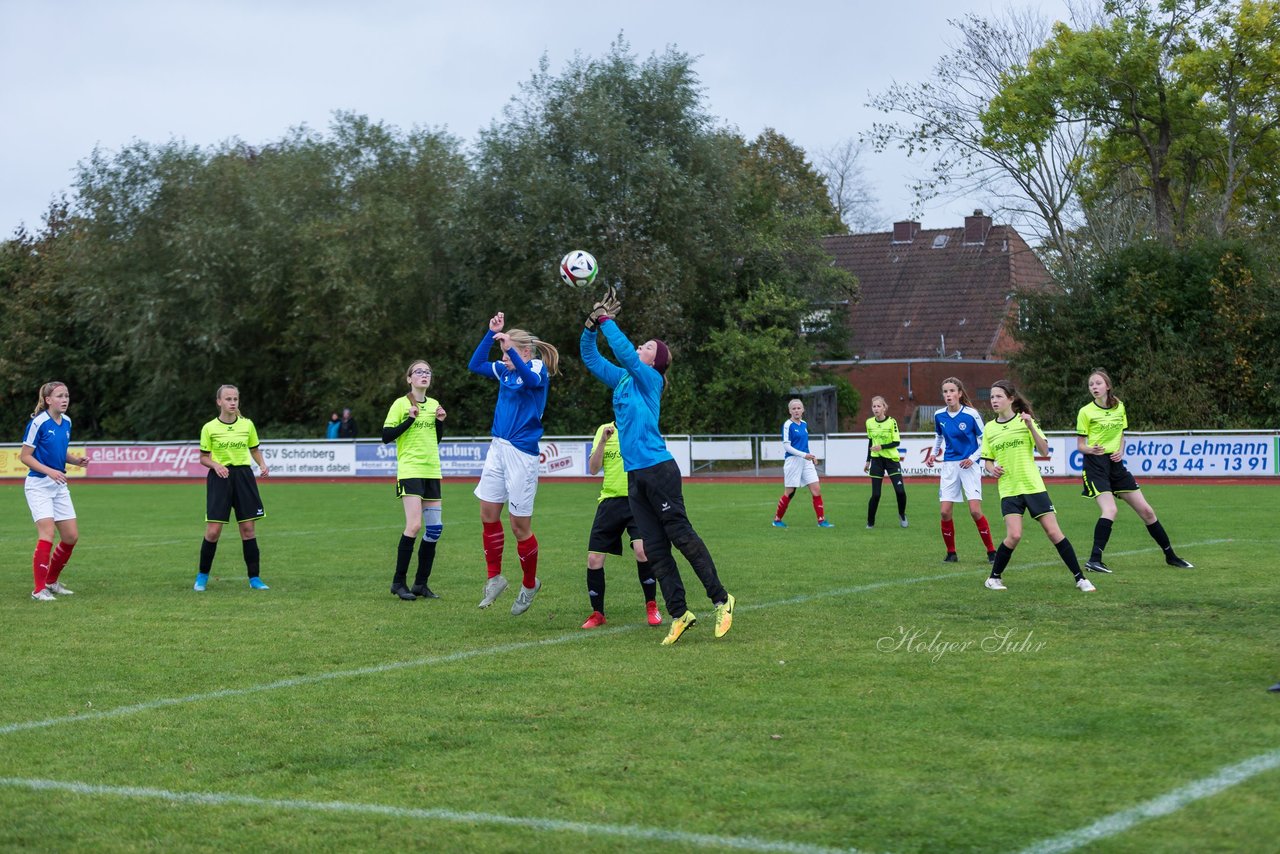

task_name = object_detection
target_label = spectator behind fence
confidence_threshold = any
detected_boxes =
[338,408,358,439]
[326,412,340,440]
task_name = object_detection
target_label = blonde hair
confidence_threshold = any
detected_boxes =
[505,328,561,376]
[215,384,238,401]
[32,381,67,418]
[1088,368,1119,409]
[941,377,974,409]
[870,395,887,408]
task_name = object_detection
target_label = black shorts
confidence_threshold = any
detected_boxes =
[587,496,641,555]
[867,458,902,479]
[1000,491,1056,519]
[206,466,266,524]
[1081,455,1139,497]
[397,478,442,500]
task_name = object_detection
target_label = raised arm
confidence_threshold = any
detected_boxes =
[579,326,627,389]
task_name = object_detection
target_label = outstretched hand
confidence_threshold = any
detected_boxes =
[585,286,623,331]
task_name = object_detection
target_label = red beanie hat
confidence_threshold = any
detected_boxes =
[652,339,671,375]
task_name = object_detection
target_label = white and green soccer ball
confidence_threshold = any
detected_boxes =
[559,250,598,288]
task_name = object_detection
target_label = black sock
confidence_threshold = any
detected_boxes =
[587,567,605,613]
[414,540,437,587]
[241,537,260,579]
[868,481,882,526]
[1055,537,1084,580]
[893,477,907,517]
[990,543,1014,578]
[393,534,414,586]
[637,560,656,603]
[1091,518,1113,562]
[1146,520,1173,554]
[199,538,217,573]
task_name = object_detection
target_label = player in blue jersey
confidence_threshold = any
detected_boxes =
[924,377,997,563]
[580,290,734,645]
[772,398,832,528]
[20,382,90,601]
[469,312,562,615]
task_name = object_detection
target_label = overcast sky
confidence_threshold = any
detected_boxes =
[1,0,1072,237]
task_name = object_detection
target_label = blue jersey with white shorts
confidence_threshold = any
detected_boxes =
[469,330,549,455]
[579,322,672,471]
[932,406,984,463]
[22,412,72,479]
[782,419,810,456]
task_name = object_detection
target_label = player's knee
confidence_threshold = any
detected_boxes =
[424,524,443,543]
[1006,532,1023,548]
[632,541,648,563]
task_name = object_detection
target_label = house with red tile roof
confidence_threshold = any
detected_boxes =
[818,211,1056,428]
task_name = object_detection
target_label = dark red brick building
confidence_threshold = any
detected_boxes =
[819,212,1055,429]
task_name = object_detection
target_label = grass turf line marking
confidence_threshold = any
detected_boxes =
[0,539,1231,738]
[0,777,866,854]
[1015,748,1280,854]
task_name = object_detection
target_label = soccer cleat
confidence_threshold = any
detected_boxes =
[866,524,875,530]
[1076,578,1097,592]
[581,611,607,629]
[899,515,909,528]
[771,519,787,528]
[249,577,270,590]
[1166,556,1194,569]
[390,583,415,600]
[983,577,1006,591]
[510,578,541,615]
[646,600,663,626]
[478,574,508,608]
[943,552,958,563]
[713,593,735,638]
[1084,559,1113,574]
[193,572,209,592]
[661,610,697,645]
[1270,682,1280,693]
[411,585,439,599]
[31,588,57,601]
[817,519,834,528]
[987,550,998,564]
[46,582,74,595]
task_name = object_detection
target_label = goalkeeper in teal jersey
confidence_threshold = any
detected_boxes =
[979,380,1095,593]
[381,359,447,601]
[1076,368,1192,572]
[863,395,908,528]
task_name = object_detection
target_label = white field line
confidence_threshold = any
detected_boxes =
[1016,748,1280,854]
[0,777,865,854]
[0,540,1230,738]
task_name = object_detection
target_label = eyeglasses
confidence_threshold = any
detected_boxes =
[411,369,432,376]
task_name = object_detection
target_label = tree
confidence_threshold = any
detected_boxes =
[813,139,882,233]
[869,8,1091,273]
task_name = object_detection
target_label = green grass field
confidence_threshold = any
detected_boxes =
[1,478,1277,853]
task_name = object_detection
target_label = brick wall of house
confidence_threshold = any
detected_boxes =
[822,360,1018,430]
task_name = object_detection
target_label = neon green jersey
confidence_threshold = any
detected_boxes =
[865,416,900,460]
[384,395,442,479]
[1076,400,1127,455]
[592,422,627,501]
[200,415,259,467]
[980,415,1047,498]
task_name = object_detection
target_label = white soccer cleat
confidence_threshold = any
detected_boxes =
[31,588,57,601]
[510,578,541,616]
[983,577,1007,591]
[478,574,509,609]
[46,582,74,596]
[1076,578,1097,592]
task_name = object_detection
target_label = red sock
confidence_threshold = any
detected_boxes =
[774,493,792,520]
[32,540,52,592]
[941,520,956,553]
[976,516,995,551]
[517,534,539,589]
[482,521,504,578]
[812,494,825,521]
[47,542,76,584]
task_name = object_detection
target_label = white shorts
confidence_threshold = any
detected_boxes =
[25,476,77,523]
[783,455,819,489]
[473,438,540,517]
[938,461,983,503]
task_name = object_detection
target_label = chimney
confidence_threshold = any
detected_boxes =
[892,220,920,243]
[964,209,992,244]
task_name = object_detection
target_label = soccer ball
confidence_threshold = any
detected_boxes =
[559,250,598,288]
